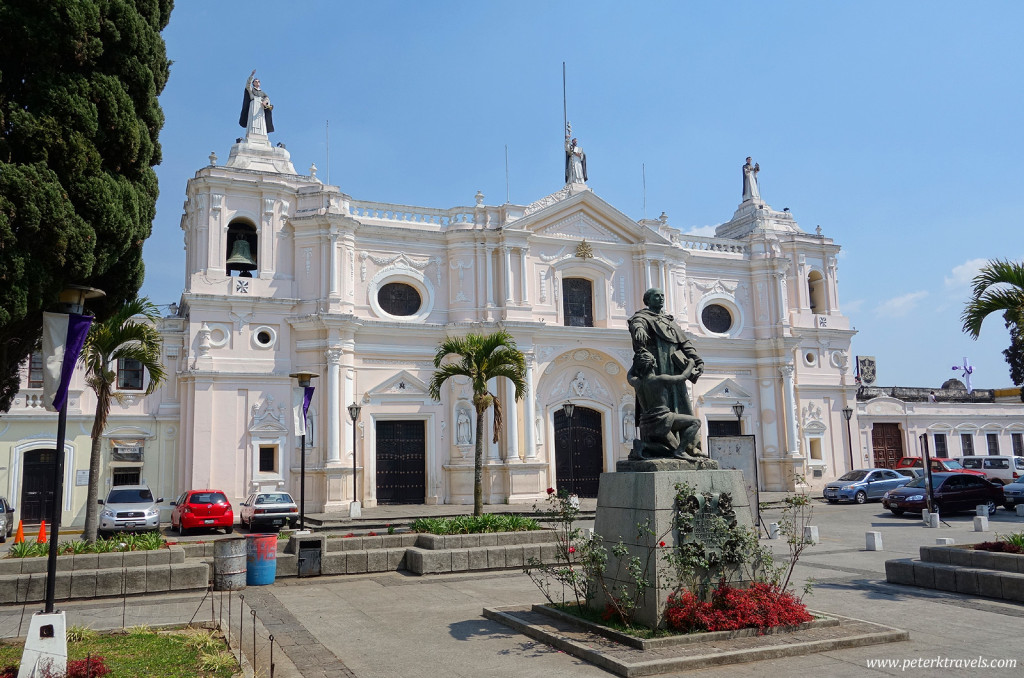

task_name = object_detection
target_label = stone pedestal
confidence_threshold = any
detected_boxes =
[591,469,754,630]
[18,611,67,678]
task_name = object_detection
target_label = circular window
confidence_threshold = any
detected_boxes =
[701,304,732,334]
[251,325,277,349]
[378,282,421,316]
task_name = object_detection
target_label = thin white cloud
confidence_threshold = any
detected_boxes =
[943,258,988,291]
[843,299,864,314]
[876,291,928,318]
[684,225,719,237]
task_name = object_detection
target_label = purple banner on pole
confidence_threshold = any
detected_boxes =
[42,312,93,412]
[302,386,315,427]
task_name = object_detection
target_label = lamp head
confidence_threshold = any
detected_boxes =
[347,402,363,421]
[562,402,575,419]
[289,371,319,388]
[731,401,745,420]
[842,406,854,421]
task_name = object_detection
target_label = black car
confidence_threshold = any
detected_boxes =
[882,472,1004,516]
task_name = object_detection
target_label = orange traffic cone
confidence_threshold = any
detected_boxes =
[36,520,46,543]
[13,520,24,544]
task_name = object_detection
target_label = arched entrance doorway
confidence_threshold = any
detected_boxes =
[20,449,57,524]
[554,406,603,497]
[871,423,904,469]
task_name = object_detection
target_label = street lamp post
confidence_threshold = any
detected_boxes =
[44,286,102,614]
[347,402,362,518]
[289,371,318,532]
[562,402,575,494]
[842,406,854,472]
[731,401,745,433]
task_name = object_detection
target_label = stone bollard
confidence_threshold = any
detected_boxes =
[1016,504,1024,517]
[865,531,883,551]
[803,525,819,544]
[926,512,940,528]
[921,509,930,526]
[976,505,989,517]
[974,515,989,531]
[936,537,955,545]
[768,522,780,540]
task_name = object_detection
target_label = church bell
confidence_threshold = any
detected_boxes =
[226,236,257,277]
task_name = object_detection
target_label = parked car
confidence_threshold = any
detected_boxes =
[1002,479,1024,510]
[239,491,298,530]
[823,468,911,504]
[882,472,1004,516]
[98,485,164,535]
[0,497,14,543]
[170,489,234,535]
[957,455,1024,485]
[894,457,986,477]
[894,468,926,480]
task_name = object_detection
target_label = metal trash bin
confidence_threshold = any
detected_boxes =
[213,536,247,591]
[245,533,278,586]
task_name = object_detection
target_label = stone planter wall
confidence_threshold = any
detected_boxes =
[885,544,1024,602]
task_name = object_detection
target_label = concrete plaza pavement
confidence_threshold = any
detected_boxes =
[2,497,1024,676]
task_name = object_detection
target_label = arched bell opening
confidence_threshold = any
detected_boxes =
[226,220,258,277]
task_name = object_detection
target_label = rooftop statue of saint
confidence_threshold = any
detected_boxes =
[239,69,275,137]
[742,156,760,202]
[565,133,587,184]
[627,288,706,460]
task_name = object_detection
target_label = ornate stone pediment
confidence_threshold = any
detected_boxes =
[250,394,287,433]
[367,371,429,398]
[863,396,906,416]
[698,378,753,403]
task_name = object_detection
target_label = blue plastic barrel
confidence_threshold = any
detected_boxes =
[245,534,277,586]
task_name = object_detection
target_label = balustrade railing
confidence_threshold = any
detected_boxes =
[347,200,477,227]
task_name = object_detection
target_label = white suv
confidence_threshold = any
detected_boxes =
[958,456,1024,485]
[98,485,164,535]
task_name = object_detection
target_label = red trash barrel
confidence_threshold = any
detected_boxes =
[245,534,277,585]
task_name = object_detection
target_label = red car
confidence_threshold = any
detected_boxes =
[170,489,234,535]
[894,457,986,477]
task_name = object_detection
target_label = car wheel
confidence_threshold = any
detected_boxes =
[890,508,905,516]
[225,525,234,534]
[855,491,867,504]
[827,498,839,504]
[1005,503,1016,511]
[985,500,997,516]
[931,502,943,515]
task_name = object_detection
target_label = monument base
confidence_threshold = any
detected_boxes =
[616,457,718,473]
[18,611,67,678]
[591,469,754,629]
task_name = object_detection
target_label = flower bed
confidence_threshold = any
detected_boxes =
[971,532,1024,554]
[6,532,167,558]
[664,582,814,633]
[410,514,540,535]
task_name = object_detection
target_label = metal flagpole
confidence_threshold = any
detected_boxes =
[505,144,510,203]
[642,163,647,219]
[326,120,330,185]
[562,62,567,136]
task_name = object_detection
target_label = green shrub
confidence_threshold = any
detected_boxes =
[410,514,540,535]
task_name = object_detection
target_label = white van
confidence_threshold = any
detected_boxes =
[958,456,1024,485]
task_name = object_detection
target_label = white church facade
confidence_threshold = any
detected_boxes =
[0,109,864,525]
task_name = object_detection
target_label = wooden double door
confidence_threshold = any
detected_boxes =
[871,423,904,469]
[375,420,426,505]
[553,407,604,498]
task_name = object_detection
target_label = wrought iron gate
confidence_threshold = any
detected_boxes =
[375,420,426,504]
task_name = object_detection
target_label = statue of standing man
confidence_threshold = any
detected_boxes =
[239,70,275,137]
[742,156,760,202]
[627,288,706,459]
[565,129,587,184]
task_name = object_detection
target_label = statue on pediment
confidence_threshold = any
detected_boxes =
[240,70,275,136]
[742,156,760,202]
[565,129,587,184]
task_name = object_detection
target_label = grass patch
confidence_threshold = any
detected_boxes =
[410,514,540,535]
[0,626,238,677]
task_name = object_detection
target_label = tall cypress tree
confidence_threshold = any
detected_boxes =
[1003,312,1024,402]
[0,0,172,411]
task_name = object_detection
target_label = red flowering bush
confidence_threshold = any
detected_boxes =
[972,540,1023,554]
[66,656,111,678]
[665,582,813,633]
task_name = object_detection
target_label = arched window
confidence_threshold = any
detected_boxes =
[562,278,594,327]
[807,270,825,312]
[226,221,258,277]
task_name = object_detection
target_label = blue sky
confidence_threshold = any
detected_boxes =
[143,1,1024,389]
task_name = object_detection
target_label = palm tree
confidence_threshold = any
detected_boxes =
[428,330,526,516]
[961,259,1024,339]
[80,299,166,541]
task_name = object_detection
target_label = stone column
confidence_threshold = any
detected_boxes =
[326,348,342,462]
[487,378,500,461]
[780,364,799,457]
[328,232,339,297]
[524,355,538,460]
[502,246,514,304]
[506,378,520,462]
[484,245,494,309]
[643,258,652,290]
[519,248,529,304]
[773,270,788,324]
